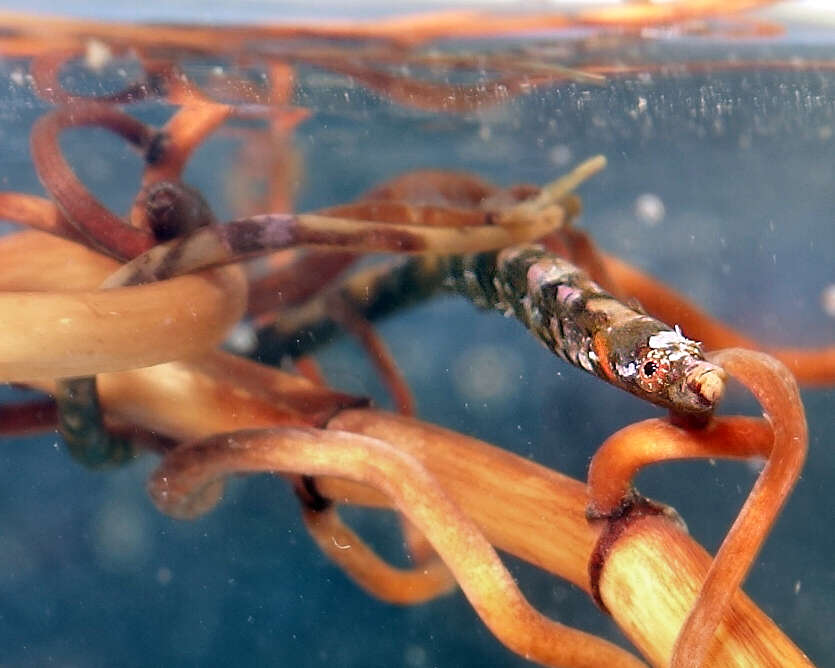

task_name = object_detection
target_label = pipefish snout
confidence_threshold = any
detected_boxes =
[610,324,727,416]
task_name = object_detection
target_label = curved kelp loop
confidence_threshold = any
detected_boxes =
[296,491,456,605]
[149,427,645,668]
[30,103,157,259]
[673,349,806,668]
[586,348,806,667]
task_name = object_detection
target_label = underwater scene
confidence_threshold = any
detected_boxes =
[0,2,832,667]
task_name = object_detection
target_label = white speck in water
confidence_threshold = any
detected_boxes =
[404,644,427,667]
[548,144,572,167]
[211,65,224,77]
[634,193,665,227]
[0,534,38,592]
[746,458,765,474]
[452,344,523,402]
[225,322,257,354]
[794,580,802,595]
[84,39,112,71]
[9,70,25,86]
[821,284,835,318]
[90,500,152,571]
[637,96,648,112]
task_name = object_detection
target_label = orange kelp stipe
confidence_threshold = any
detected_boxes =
[673,349,806,667]
[150,427,645,668]
[587,348,806,667]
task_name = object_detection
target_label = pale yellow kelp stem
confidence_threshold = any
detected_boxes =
[0,231,246,382]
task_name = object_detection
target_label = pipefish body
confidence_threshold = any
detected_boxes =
[258,244,727,418]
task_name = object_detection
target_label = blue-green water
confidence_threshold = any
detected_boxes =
[0,22,833,668]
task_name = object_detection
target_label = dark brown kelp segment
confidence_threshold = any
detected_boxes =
[30,103,157,260]
[54,376,134,467]
[128,103,233,234]
[0,399,58,435]
[136,103,233,185]
[138,180,217,242]
[149,426,645,668]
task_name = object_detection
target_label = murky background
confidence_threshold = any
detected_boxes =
[0,12,833,668]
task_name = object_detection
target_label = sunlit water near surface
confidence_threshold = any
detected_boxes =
[0,17,833,668]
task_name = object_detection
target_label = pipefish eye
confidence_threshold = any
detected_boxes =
[636,348,671,393]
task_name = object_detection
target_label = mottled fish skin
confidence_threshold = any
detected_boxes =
[443,245,726,416]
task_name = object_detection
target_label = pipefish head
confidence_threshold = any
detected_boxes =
[608,320,726,417]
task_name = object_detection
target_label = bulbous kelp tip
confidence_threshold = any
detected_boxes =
[687,360,727,408]
[666,360,727,425]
